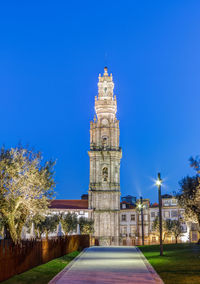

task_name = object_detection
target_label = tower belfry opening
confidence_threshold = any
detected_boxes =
[88,67,122,246]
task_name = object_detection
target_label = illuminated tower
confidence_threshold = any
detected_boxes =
[88,67,122,246]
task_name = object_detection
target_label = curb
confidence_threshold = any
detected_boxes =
[48,247,90,284]
[135,247,164,284]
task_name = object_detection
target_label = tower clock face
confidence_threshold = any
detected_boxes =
[102,118,108,126]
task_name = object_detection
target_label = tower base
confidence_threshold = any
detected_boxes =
[96,236,119,246]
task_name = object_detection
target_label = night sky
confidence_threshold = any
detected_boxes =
[0,1,200,202]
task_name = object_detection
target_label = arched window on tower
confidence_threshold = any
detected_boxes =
[102,167,108,182]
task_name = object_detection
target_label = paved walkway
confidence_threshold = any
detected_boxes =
[49,246,163,284]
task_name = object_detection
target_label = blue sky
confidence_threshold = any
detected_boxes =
[0,1,200,202]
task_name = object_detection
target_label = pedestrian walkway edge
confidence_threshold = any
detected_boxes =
[48,247,90,284]
[135,247,164,284]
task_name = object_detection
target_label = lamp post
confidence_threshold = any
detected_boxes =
[140,197,145,246]
[156,172,163,256]
[138,197,144,246]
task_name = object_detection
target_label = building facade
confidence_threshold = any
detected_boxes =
[119,194,199,245]
[88,67,122,246]
[47,194,199,245]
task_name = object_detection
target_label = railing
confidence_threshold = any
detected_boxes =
[89,182,120,187]
[90,146,122,151]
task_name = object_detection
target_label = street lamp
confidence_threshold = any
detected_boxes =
[137,197,144,246]
[155,172,163,256]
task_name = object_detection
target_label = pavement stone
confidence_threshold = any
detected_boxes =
[49,246,164,284]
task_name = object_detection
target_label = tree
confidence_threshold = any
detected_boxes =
[177,176,200,224]
[176,156,200,242]
[60,212,78,235]
[0,214,6,238]
[79,217,94,235]
[26,213,45,238]
[152,217,183,243]
[165,219,183,244]
[177,157,200,231]
[152,216,167,241]
[32,214,59,239]
[0,146,56,244]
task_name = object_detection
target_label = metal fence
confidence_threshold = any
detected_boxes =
[0,235,89,282]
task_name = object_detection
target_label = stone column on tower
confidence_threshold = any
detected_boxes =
[88,67,122,246]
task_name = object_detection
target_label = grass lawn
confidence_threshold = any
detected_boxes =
[139,243,200,284]
[1,251,80,284]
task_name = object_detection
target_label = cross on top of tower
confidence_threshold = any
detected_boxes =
[104,66,108,75]
[98,67,113,82]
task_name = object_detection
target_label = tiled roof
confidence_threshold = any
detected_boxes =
[49,199,88,209]
[151,202,159,208]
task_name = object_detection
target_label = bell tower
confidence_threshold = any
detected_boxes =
[88,67,122,246]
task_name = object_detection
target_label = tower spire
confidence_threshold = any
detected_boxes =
[96,67,116,121]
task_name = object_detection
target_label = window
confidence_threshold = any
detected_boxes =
[122,226,127,234]
[131,214,135,221]
[164,211,170,218]
[130,226,136,235]
[122,204,126,209]
[103,137,107,142]
[171,210,178,218]
[181,225,187,232]
[151,212,155,218]
[79,211,84,215]
[122,215,126,221]
[171,199,177,205]
[152,236,156,242]
[102,167,108,181]
[191,223,198,231]
[144,225,148,235]
[143,204,147,210]
[163,201,170,207]
[192,232,198,241]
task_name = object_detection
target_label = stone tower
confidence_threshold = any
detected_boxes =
[88,67,122,246]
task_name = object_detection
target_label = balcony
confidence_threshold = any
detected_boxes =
[90,146,122,152]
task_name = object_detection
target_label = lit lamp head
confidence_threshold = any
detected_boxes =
[137,202,144,211]
[155,172,162,187]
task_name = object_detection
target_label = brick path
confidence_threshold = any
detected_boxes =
[49,246,163,284]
